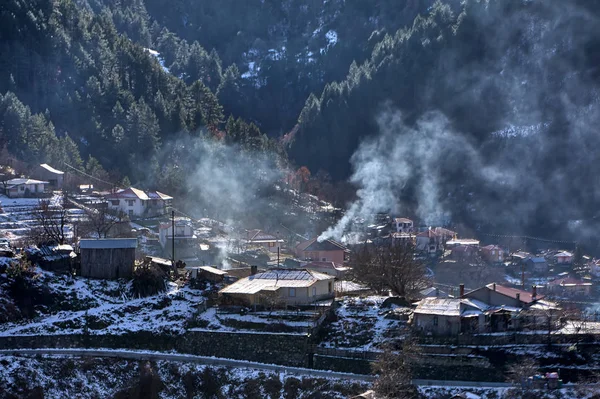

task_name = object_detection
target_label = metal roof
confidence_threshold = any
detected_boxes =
[5,178,49,186]
[219,269,334,295]
[40,163,64,175]
[79,238,138,249]
[414,298,461,316]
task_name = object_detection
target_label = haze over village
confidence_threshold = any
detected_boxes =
[3,0,600,398]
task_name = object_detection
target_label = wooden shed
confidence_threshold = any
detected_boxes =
[80,238,137,279]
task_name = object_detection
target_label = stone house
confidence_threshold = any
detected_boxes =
[412,298,484,335]
[219,269,335,306]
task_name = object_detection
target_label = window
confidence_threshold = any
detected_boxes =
[288,288,296,297]
[128,210,134,218]
[111,200,119,206]
[127,200,135,206]
[321,257,327,261]
[312,287,317,297]
[328,282,332,293]
[268,242,275,247]
[433,316,439,326]
[19,186,24,192]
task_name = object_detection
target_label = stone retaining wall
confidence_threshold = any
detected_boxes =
[0,330,309,367]
[313,354,373,375]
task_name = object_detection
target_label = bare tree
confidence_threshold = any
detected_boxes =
[351,242,429,298]
[83,205,121,238]
[372,340,421,399]
[31,199,69,245]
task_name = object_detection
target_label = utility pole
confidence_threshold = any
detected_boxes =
[277,230,280,268]
[171,210,175,269]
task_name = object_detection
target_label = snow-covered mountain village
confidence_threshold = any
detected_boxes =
[1,160,600,399]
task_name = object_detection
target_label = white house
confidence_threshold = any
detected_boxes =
[3,178,49,198]
[104,187,173,218]
[394,218,414,233]
[554,251,573,265]
[159,218,197,258]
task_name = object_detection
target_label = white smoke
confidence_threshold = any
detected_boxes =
[319,109,517,242]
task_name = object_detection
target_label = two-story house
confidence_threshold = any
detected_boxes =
[295,237,348,263]
[394,218,414,233]
[159,218,197,258]
[105,187,173,218]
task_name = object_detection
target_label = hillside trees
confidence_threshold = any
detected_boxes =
[0,0,283,188]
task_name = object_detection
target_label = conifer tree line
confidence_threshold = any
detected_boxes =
[4,0,600,246]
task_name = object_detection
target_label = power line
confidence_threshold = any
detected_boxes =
[63,163,115,187]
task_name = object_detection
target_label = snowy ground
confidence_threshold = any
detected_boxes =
[0,268,207,336]
[0,194,72,244]
[318,296,410,350]
[191,308,317,335]
[0,354,370,398]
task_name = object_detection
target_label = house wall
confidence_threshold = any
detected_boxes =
[34,166,63,189]
[8,183,47,198]
[302,249,344,263]
[107,198,168,218]
[80,247,136,279]
[413,313,460,335]
[277,279,335,305]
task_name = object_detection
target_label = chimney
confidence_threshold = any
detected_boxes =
[459,283,464,298]
[516,293,520,301]
[435,288,440,297]
[532,285,537,299]
[250,265,258,275]
[492,283,496,291]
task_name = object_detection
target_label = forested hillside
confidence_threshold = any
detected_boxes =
[0,0,282,192]
[3,0,600,243]
[291,0,600,243]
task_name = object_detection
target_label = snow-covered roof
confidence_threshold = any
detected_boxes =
[414,298,461,316]
[554,251,573,257]
[198,266,228,275]
[447,239,479,246]
[394,218,413,223]
[39,163,64,175]
[5,178,49,186]
[303,261,349,272]
[79,238,138,249]
[147,190,173,201]
[220,269,334,295]
[105,187,149,200]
